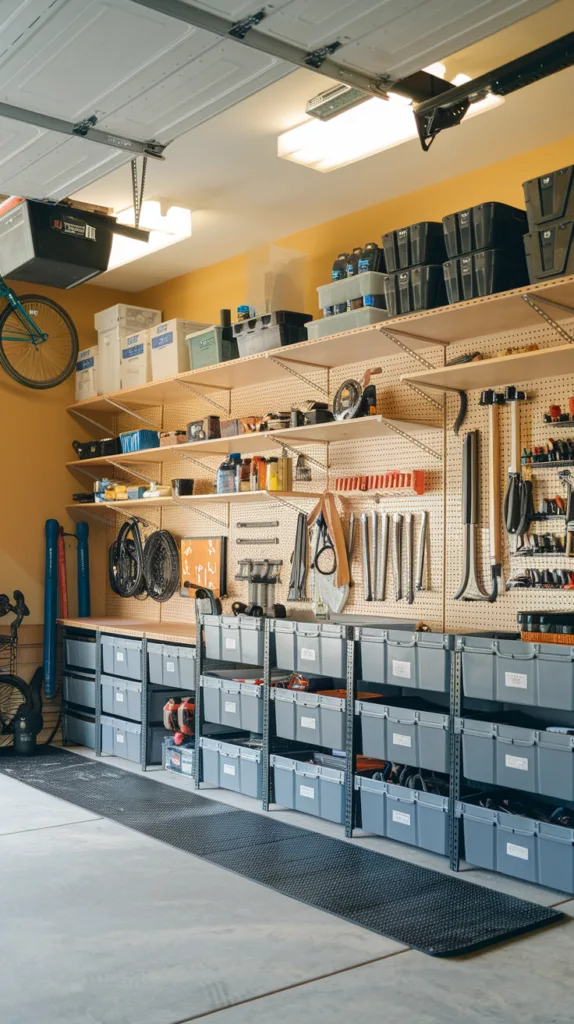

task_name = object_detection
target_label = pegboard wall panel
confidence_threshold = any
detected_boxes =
[444,313,574,634]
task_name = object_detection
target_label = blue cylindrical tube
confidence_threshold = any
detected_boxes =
[44,519,59,699]
[76,521,91,617]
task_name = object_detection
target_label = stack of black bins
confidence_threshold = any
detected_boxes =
[382,222,447,316]
[354,627,453,856]
[523,165,574,282]
[442,202,529,302]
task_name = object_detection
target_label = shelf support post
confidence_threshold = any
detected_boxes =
[522,294,574,344]
[171,494,228,528]
[174,378,231,414]
[344,627,357,838]
[69,408,116,434]
[266,355,330,398]
[449,647,463,872]
[105,458,157,484]
[380,418,443,460]
[103,397,160,428]
[380,328,446,412]
[267,435,328,471]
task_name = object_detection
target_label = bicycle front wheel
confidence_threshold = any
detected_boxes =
[0,294,79,389]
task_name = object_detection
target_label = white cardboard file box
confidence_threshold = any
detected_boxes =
[75,346,99,401]
[94,304,162,334]
[150,319,209,380]
[120,330,151,388]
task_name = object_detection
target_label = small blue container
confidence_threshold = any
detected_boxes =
[120,429,160,453]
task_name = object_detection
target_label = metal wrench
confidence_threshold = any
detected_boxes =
[361,512,372,601]
[405,512,414,604]
[415,511,428,591]
[392,513,403,601]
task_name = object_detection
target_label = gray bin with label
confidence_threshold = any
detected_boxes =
[357,701,449,771]
[455,717,574,801]
[148,642,196,688]
[271,753,345,823]
[100,676,172,722]
[101,635,143,680]
[201,674,263,733]
[200,736,262,798]
[101,715,168,764]
[458,800,574,892]
[272,689,346,749]
[456,635,574,710]
[64,636,96,673]
[357,775,449,854]
[271,620,347,677]
[63,672,96,711]
[203,615,265,665]
[358,627,453,692]
[63,711,96,749]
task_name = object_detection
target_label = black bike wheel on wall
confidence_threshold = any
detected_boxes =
[0,295,79,389]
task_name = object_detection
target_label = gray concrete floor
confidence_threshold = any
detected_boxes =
[1,751,572,1024]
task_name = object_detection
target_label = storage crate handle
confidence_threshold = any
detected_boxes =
[387,638,416,650]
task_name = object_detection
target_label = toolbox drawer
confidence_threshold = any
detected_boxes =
[358,628,453,692]
[271,620,347,678]
[272,689,345,749]
[100,675,174,722]
[63,711,96,749]
[458,800,574,893]
[456,635,574,710]
[148,642,195,688]
[357,776,449,855]
[201,674,264,733]
[64,636,96,673]
[356,701,449,772]
[455,717,574,801]
[62,672,96,711]
[101,635,142,680]
[203,615,265,666]
[101,715,168,764]
[271,753,345,823]
[200,737,262,798]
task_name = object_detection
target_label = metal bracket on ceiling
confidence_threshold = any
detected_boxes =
[305,41,342,69]
[381,419,442,461]
[267,435,327,472]
[229,9,265,39]
[523,294,574,344]
[105,458,155,484]
[0,100,165,157]
[103,397,159,428]
[171,494,227,528]
[266,355,330,398]
[380,328,445,411]
[174,378,230,414]
[131,155,148,229]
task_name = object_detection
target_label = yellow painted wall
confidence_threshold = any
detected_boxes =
[0,280,136,624]
[138,134,574,323]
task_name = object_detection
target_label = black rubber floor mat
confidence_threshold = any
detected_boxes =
[0,747,562,957]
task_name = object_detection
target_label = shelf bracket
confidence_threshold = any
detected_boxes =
[103,397,160,428]
[86,504,158,529]
[174,378,230,414]
[178,452,218,474]
[270,493,317,514]
[380,328,445,411]
[266,355,330,398]
[381,418,443,461]
[523,294,574,344]
[171,494,227,528]
[105,458,156,484]
[69,465,103,481]
[69,408,116,434]
[267,435,328,471]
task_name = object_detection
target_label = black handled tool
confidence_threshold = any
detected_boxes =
[454,430,491,601]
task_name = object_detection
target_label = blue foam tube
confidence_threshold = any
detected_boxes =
[44,519,59,699]
[76,521,91,617]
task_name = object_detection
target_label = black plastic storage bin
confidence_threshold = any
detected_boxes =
[72,438,122,460]
[443,247,529,303]
[523,165,574,230]
[384,266,447,318]
[382,222,446,272]
[442,202,528,258]
[232,311,311,358]
[524,222,574,282]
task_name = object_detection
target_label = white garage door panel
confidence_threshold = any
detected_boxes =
[187,0,293,17]
[0,0,63,59]
[0,124,127,198]
[258,0,390,50]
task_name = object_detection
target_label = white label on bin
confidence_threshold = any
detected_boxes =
[225,638,237,650]
[224,701,237,714]
[166,662,175,673]
[300,648,316,661]
[115,692,124,702]
[116,651,124,662]
[392,810,411,826]
[505,754,529,771]
[505,671,527,690]
[300,785,315,799]
[392,660,411,679]
[507,842,529,861]
[392,733,412,748]
[116,734,124,743]
[223,764,236,776]
[300,716,316,730]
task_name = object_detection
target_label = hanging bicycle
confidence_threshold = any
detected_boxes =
[0,273,78,389]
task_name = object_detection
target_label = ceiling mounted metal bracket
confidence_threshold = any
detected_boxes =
[229,9,265,39]
[174,378,230,414]
[266,355,330,397]
[305,41,342,69]
[103,397,159,428]
[523,294,574,345]
[0,101,165,158]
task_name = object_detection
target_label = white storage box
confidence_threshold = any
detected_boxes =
[75,346,99,401]
[306,306,389,340]
[317,272,388,310]
[120,330,151,389]
[97,327,123,393]
[150,319,209,380]
[94,304,162,334]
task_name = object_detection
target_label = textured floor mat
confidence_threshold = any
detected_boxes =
[0,746,562,957]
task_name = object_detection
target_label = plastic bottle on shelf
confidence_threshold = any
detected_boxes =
[217,453,241,494]
[237,458,251,492]
[278,448,292,491]
[345,247,362,277]
[257,457,267,490]
[267,457,279,490]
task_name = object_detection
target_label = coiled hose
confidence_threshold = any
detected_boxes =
[109,518,147,599]
[143,530,180,603]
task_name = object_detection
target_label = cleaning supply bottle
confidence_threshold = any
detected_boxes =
[217,453,240,494]
[278,448,292,491]
[358,242,385,273]
[237,458,251,492]
[267,458,279,491]
[332,253,349,281]
[257,457,267,490]
[345,247,362,277]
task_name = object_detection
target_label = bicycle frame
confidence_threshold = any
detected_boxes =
[0,274,47,344]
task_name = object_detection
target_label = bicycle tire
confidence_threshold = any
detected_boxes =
[143,530,180,603]
[0,294,78,389]
[0,673,28,745]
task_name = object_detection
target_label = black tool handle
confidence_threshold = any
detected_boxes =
[461,431,472,525]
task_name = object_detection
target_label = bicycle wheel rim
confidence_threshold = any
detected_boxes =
[0,295,78,389]
[0,676,27,746]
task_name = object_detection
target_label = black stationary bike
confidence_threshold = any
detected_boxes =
[0,591,44,754]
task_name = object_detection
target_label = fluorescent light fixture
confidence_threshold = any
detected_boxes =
[278,65,504,173]
[107,200,192,269]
